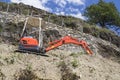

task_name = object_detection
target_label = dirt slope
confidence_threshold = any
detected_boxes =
[0,11,120,80]
[0,41,120,80]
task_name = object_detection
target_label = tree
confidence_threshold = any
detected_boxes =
[84,0,120,28]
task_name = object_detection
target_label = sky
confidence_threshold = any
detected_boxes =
[0,0,120,20]
[0,0,120,35]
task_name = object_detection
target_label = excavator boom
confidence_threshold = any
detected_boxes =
[45,36,93,55]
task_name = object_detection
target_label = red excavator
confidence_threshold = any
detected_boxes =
[17,17,93,55]
[19,35,93,55]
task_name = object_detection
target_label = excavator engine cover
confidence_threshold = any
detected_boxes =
[19,36,40,52]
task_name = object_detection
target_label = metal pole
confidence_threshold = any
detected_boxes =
[21,17,28,37]
[6,2,9,12]
[38,18,43,48]
[61,17,64,27]
[48,15,50,23]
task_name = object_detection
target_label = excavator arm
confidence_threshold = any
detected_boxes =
[45,36,93,55]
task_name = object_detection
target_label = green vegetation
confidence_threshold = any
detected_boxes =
[70,53,78,57]
[84,0,120,28]
[14,69,38,80]
[98,43,120,63]
[89,67,95,73]
[0,69,5,80]
[0,23,2,32]
[71,59,78,68]
[16,53,23,61]
[83,23,115,37]
[14,66,51,80]
[83,23,120,48]
[26,63,32,71]
[58,61,80,80]
[3,53,23,65]
[70,52,84,57]
[4,57,15,65]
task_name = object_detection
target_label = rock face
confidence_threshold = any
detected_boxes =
[99,32,120,47]
[83,26,120,48]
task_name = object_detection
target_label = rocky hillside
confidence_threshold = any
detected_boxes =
[0,2,120,80]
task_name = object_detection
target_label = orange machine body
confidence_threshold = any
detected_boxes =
[19,36,93,55]
[19,36,40,52]
[20,37,38,46]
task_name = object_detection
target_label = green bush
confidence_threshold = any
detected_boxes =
[0,69,5,80]
[0,23,3,32]
[4,57,15,65]
[83,23,114,37]
[58,61,80,80]
[14,69,38,80]
[71,59,78,68]
[14,68,52,80]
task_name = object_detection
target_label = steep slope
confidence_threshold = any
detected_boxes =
[0,8,120,80]
[0,36,120,80]
[0,21,120,80]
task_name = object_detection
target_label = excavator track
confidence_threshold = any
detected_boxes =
[15,49,48,57]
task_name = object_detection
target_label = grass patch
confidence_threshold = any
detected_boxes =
[3,53,24,65]
[70,52,84,57]
[0,23,3,33]
[26,63,32,71]
[71,59,78,68]
[58,61,80,80]
[14,65,51,80]
[14,69,38,80]
[83,23,115,37]
[0,69,5,80]
[14,68,50,80]
[4,57,15,65]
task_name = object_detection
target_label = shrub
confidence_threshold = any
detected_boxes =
[0,23,3,33]
[58,61,80,80]
[0,69,5,80]
[14,69,38,80]
[70,52,84,57]
[71,59,78,68]
[4,57,15,65]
